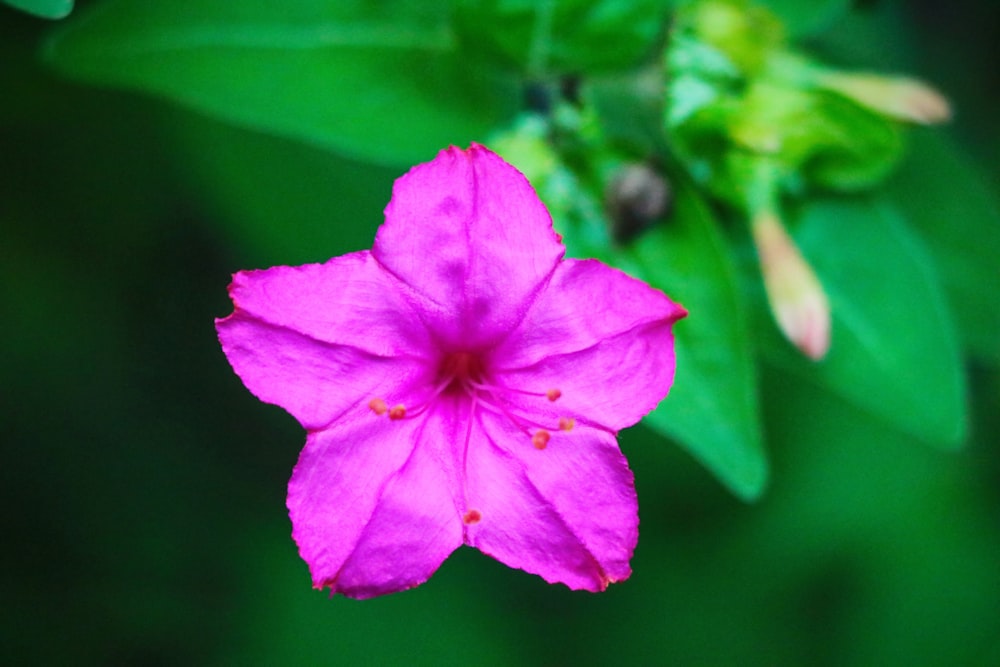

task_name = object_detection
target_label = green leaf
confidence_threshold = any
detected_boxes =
[887,131,1000,364]
[756,196,967,448]
[3,0,72,19]
[167,112,398,266]
[553,171,767,500]
[44,0,519,166]
[452,0,667,75]
[632,179,767,500]
[810,1,912,72]
[757,0,851,38]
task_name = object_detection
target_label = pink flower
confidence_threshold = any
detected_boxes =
[216,145,686,598]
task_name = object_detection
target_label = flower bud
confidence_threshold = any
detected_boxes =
[817,72,951,125]
[752,209,831,360]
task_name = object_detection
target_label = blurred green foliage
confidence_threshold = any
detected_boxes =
[753,196,967,446]
[3,0,999,665]
[2,0,72,19]
[44,0,520,165]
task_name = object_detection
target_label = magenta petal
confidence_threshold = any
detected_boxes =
[495,258,686,368]
[500,325,679,432]
[494,258,686,431]
[288,414,463,599]
[372,145,565,348]
[216,313,429,430]
[224,251,432,358]
[463,412,638,591]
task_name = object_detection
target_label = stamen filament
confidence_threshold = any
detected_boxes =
[466,378,561,402]
[465,379,559,400]
[474,392,574,442]
[369,353,574,452]
[475,396,535,437]
[461,395,477,523]
[370,372,461,421]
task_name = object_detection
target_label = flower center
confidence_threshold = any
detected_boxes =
[367,350,574,450]
[437,351,485,397]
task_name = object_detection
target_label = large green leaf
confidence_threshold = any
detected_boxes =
[44,0,519,166]
[631,180,766,500]
[167,112,398,267]
[452,0,667,75]
[555,172,767,500]
[755,196,967,448]
[751,364,1000,667]
[3,0,72,19]
[887,131,1000,364]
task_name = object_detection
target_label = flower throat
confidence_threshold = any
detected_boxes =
[367,350,575,451]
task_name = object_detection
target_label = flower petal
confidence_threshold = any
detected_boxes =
[372,145,565,348]
[216,312,429,430]
[493,258,686,430]
[495,258,686,366]
[224,251,433,358]
[462,411,638,591]
[288,412,463,599]
[501,324,680,433]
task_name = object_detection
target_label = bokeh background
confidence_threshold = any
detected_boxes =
[2,0,998,665]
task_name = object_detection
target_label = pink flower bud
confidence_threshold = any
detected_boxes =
[752,210,831,360]
[818,72,951,125]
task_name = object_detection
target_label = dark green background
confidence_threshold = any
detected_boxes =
[2,1,998,664]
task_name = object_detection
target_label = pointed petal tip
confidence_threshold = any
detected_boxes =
[670,301,690,323]
[601,570,630,590]
[312,576,334,593]
[310,567,435,599]
[436,142,532,179]
[560,562,632,593]
[432,142,497,163]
